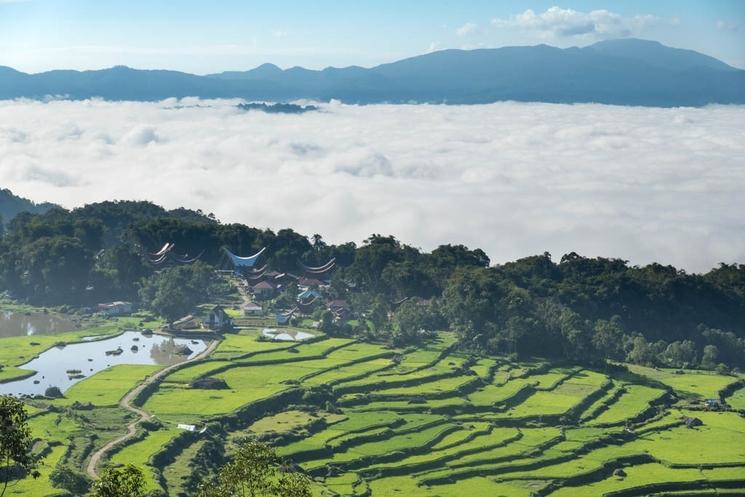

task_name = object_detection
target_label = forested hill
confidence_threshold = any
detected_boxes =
[1,197,744,372]
[0,188,56,226]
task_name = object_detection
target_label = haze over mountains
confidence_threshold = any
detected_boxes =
[1,39,743,106]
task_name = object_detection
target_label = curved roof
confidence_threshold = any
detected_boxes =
[224,247,267,268]
[151,242,175,257]
[298,258,336,274]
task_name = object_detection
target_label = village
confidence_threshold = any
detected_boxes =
[96,244,352,336]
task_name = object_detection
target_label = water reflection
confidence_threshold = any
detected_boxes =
[0,331,207,397]
[0,310,79,337]
[262,328,315,341]
[150,338,198,365]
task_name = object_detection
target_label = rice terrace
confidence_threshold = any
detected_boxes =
[2,2,745,496]
[1,269,745,497]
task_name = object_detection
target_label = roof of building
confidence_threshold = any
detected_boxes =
[224,247,267,268]
[298,288,322,301]
[299,277,326,287]
[253,281,276,290]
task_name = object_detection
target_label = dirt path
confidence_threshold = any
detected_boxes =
[85,339,219,479]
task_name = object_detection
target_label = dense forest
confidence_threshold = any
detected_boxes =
[1,198,744,372]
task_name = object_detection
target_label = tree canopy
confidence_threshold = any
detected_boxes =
[1,198,744,370]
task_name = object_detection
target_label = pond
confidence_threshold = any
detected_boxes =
[262,328,315,341]
[0,310,80,338]
[0,331,207,397]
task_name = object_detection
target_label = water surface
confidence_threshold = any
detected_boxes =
[0,310,79,337]
[0,331,206,396]
[262,328,315,341]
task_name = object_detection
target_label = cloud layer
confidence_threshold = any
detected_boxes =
[1,99,744,272]
[492,6,659,41]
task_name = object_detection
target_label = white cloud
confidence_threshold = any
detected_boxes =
[426,41,441,53]
[716,20,739,32]
[0,99,743,272]
[492,6,659,41]
[456,22,479,37]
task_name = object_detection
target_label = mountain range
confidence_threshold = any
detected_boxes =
[1,39,743,106]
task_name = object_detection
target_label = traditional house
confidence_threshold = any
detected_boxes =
[276,310,295,326]
[224,247,267,276]
[298,297,320,314]
[298,277,326,289]
[298,258,336,280]
[205,305,232,331]
[97,301,133,316]
[242,302,263,316]
[253,280,277,299]
[297,288,322,303]
[171,314,201,331]
[328,300,351,321]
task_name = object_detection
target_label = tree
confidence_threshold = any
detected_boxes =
[50,467,90,495]
[591,317,627,360]
[659,340,697,368]
[138,262,215,323]
[198,441,311,497]
[319,310,335,335]
[44,387,63,399]
[368,299,389,333]
[392,300,440,346]
[88,465,145,497]
[626,336,657,366]
[701,344,719,370]
[0,396,39,497]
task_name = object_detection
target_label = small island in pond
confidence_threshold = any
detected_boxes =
[237,102,319,114]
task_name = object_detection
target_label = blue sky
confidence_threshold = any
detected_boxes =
[1,0,743,73]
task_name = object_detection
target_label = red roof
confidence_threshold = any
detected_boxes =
[253,281,276,290]
[299,277,325,287]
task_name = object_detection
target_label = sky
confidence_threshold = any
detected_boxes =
[0,1,744,73]
[1,99,743,273]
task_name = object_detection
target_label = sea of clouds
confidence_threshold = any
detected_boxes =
[1,99,743,272]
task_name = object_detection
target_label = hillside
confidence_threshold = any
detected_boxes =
[0,188,56,224]
[1,39,744,106]
[4,324,745,496]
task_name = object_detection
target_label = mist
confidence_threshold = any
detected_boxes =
[1,99,743,272]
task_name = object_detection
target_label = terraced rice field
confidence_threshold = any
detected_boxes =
[11,329,745,497]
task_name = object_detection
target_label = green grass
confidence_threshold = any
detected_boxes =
[6,328,745,497]
[726,384,745,410]
[57,364,161,407]
[586,384,667,426]
[246,410,318,435]
[109,426,180,492]
[210,330,296,360]
[627,365,739,399]
[547,463,745,497]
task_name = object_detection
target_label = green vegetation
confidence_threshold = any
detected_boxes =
[2,328,745,497]
[60,365,160,407]
[89,465,146,497]
[1,198,745,496]
[109,426,179,492]
[0,397,39,497]
[1,200,744,371]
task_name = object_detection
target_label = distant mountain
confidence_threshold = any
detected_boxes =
[1,39,743,106]
[237,102,319,114]
[0,189,56,224]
